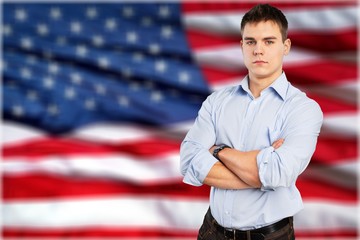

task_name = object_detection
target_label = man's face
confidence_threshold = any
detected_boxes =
[241,20,291,82]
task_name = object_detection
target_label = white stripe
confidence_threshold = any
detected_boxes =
[2,197,357,231]
[295,201,358,231]
[2,196,208,229]
[299,81,359,105]
[183,6,357,35]
[3,110,357,144]
[302,160,358,190]
[2,154,182,183]
[322,112,358,137]
[2,122,45,145]
[194,45,325,71]
[2,120,194,144]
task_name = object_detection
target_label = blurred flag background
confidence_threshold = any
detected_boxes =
[1,1,358,239]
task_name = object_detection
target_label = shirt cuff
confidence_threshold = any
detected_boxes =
[183,150,218,186]
[257,146,276,191]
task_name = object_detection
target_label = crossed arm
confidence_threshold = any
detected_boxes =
[204,139,284,190]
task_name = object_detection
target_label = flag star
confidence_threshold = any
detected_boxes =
[50,7,62,20]
[132,52,144,62]
[118,96,129,107]
[129,82,140,91]
[95,84,106,95]
[70,21,82,34]
[27,90,38,101]
[126,31,138,43]
[26,55,38,64]
[2,24,12,36]
[151,91,163,102]
[48,63,59,74]
[85,98,96,110]
[70,72,82,84]
[12,105,24,117]
[92,35,104,47]
[1,60,7,71]
[86,7,98,19]
[141,17,153,27]
[43,76,55,89]
[98,57,109,69]
[76,45,88,57]
[20,37,33,49]
[123,7,134,18]
[122,68,133,79]
[64,87,76,99]
[37,23,49,36]
[105,18,117,31]
[179,71,190,84]
[20,67,32,79]
[161,25,173,39]
[47,104,59,116]
[149,43,160,55]
[56,36,67,45]
[155,60,167,73]
[159,6,170,18]
[15,8,27,21]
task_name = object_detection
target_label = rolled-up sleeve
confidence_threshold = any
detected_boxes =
[257,98,323,191]
[180,93,218,186]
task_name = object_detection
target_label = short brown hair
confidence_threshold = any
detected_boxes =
[240,4,288,41]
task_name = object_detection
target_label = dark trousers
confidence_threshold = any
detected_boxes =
[198,208,295,240]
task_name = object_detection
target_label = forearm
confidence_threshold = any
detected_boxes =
[218,148,262,188]
[203,161,253,189]
[211,139,284,188]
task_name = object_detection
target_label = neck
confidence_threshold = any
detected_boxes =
[248,72,282,98]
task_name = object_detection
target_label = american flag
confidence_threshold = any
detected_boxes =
[1,1,358,239]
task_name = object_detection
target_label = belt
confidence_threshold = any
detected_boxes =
[214,216,292,240]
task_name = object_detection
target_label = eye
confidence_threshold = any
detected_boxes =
[245,41,255,45]
[265,40,274,45]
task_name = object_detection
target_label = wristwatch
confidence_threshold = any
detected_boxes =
[213,145,230,160]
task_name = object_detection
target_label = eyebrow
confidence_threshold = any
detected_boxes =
[243,36,278,41]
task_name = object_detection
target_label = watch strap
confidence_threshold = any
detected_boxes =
[213,145,230,160]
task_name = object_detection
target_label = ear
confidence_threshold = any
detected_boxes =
[240,40,243,49]
[284,38,291,55]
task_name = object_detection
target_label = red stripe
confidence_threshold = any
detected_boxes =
[312,137,357,164]
[201,66,247,86]
[186,29,357,52]
[3,137,181,159]
[308,94,357,114]
[2,173,210,201]
[3,227,358,238]
[3,172,356,202]
[284,61,356,85]
[296,176,357,202]
[3,135,356,165]
[289,29,357,53]
[182,2,356,13]
[2,227,198,238]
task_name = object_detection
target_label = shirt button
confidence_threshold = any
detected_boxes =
[225,211,230,215]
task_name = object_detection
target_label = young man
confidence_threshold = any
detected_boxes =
[180,4,323,240]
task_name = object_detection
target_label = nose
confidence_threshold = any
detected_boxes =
[254,43,264,55]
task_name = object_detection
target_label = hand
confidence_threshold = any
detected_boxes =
[272,138,284,149]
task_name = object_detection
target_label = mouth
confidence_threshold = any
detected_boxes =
[253,60,267,64]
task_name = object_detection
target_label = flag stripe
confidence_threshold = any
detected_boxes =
[2,197,357,235]
[3,171,356,202]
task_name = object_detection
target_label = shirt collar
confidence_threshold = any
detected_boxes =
[239,72,289,101]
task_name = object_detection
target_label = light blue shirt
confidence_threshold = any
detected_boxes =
[180,73,323,230]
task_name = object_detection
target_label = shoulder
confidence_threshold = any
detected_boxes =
[286,84,323,120]
[206,85,240,104]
